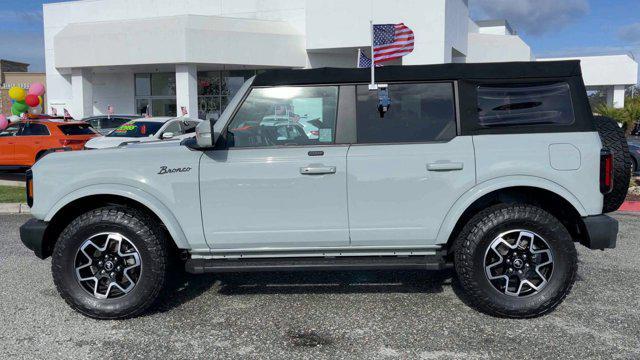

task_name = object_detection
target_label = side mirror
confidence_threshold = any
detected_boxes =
[162,132,174,140]
[195,120,214,148]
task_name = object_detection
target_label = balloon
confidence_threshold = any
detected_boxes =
[12,101,29,114]
[11,106,22,116]
[8,115,20,123]
[25,94,40,107]
[28,83,45,97]
[38,96,43,105]
[0,115,7,131]
[9,87,26,102]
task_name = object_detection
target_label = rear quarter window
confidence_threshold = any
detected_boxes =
[58,124,98,136]
[477,82,575,127]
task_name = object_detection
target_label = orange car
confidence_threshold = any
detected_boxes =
[0,119,99,170]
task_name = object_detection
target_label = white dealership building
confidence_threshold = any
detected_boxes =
[43,0,638,120]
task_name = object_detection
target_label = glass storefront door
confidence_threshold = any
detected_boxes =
[135,73,177,117]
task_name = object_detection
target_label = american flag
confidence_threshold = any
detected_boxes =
[357,49,382,69]
[373,23,415,64]
[63,108,71,119]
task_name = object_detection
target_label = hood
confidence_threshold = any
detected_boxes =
[85,136,147,149]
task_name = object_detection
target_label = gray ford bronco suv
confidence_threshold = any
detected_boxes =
[20,61,630,319]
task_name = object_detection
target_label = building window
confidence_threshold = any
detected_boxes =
[135,73,177,117]
[198,70,256,121]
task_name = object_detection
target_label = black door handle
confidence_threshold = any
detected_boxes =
[308,151,324,157]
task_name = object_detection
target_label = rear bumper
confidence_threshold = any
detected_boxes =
[581,215,618,250]
[20,218,49,259]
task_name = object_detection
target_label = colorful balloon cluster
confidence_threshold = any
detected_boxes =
[8,83,45,117]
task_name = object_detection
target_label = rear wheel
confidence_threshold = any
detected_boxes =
[594,116,631,213]
[454,204,577,318]
[52,206,168,319]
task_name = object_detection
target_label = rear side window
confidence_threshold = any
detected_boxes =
[59,124,98,135]
[0,124,21,137]
[20,123,50,136]
[356,83,457,144]
[477,83,575,127]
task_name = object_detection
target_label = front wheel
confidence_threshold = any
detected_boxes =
[52,206,168,319]
[454,204,577,318]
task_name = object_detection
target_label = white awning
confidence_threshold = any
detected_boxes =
[54,15,307,69]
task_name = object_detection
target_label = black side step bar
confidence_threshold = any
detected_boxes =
[186,256,451,274]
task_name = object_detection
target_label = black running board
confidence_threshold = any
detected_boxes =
[186,256,450,274]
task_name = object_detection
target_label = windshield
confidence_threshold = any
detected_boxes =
[108,121,164,138]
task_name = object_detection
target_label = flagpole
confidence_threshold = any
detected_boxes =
[357,48,361,68]
[369,20,376,90]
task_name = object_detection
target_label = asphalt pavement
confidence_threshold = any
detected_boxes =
[1,214,639,359]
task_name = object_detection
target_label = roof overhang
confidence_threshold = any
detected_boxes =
[54,15,307,69]
[538,55,638,87]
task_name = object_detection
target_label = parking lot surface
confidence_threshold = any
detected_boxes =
[1,214,639,359]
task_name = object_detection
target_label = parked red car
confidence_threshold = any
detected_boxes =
[0,119,99,170]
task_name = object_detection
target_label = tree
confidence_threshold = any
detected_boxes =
[594,97,640,136]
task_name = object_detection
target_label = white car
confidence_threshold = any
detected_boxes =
[260,115,321,140]
[84,117,201,149]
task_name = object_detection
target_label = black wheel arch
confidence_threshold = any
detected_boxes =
[444,186,585,259]
[41,195,176,259]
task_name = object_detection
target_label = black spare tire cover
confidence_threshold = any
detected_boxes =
[594,116,631,213]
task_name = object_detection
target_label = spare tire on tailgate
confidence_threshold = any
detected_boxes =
[594,116,631,213]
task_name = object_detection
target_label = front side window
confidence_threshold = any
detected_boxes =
[20,123,50,136]
[477,82,575,127]
[356,83,457,144]
[226,86,339,148]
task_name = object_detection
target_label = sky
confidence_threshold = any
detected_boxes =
[0,0,639,84]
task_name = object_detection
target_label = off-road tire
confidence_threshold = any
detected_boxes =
[52,206,168,319]
[454,204,577,318]
[594,116,631,213]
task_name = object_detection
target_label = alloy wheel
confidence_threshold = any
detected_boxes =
[484,230,554,297]
[74,232,142,299]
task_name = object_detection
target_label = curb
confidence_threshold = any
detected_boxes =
[619,201,640,213]
[0,203,31,214]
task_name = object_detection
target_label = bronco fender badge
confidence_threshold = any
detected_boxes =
[158,166,192,175]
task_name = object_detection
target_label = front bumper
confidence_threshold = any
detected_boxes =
[20,219,49,259]
[581,215,618,250]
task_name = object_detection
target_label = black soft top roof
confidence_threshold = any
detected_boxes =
[253,61,582,87]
